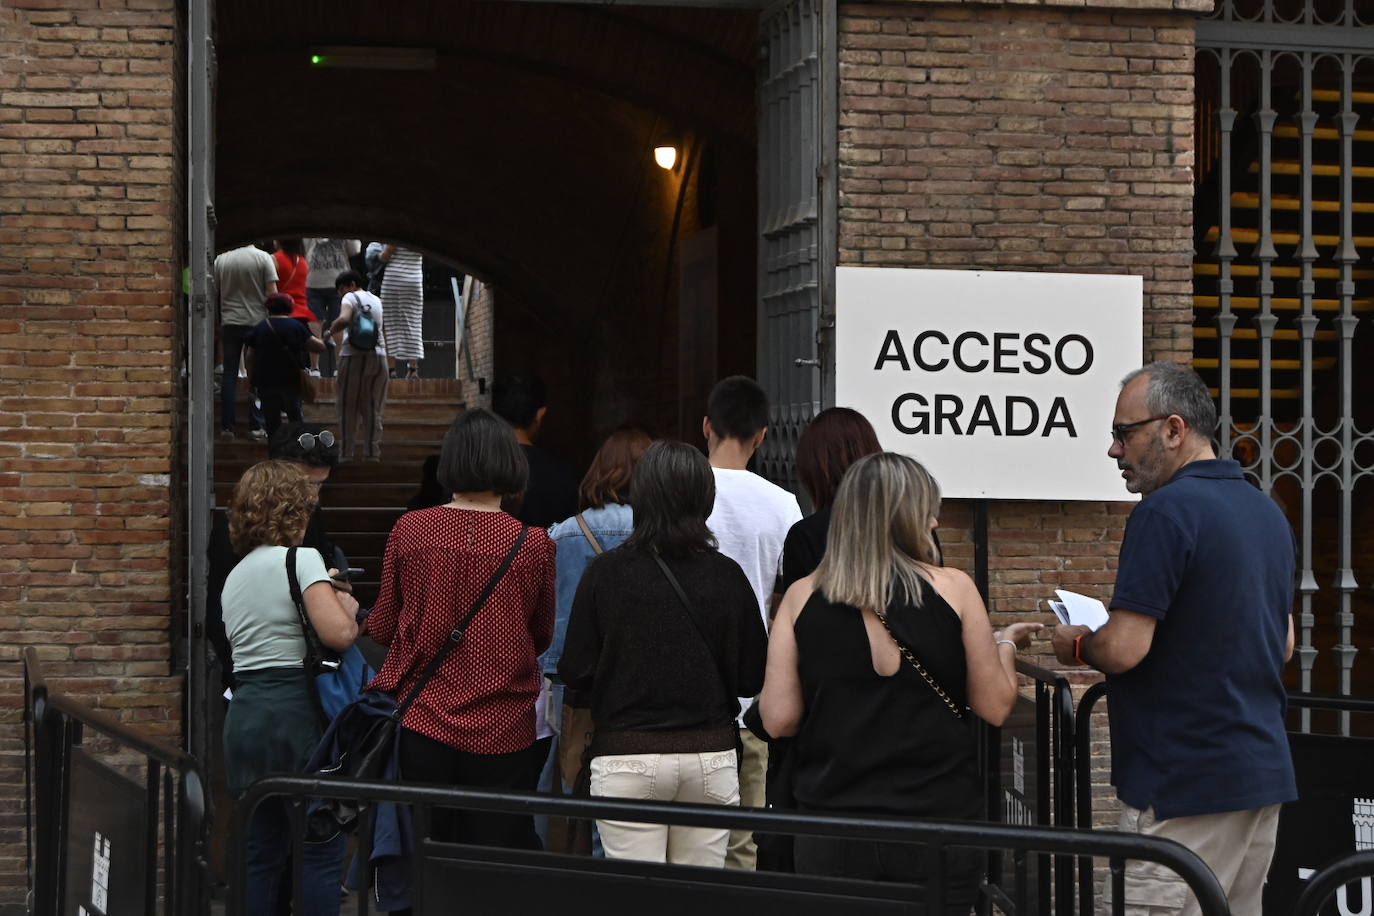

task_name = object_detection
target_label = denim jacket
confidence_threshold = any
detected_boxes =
[541,503,633,675]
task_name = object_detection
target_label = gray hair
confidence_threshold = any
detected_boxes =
[1121,361,1217,438]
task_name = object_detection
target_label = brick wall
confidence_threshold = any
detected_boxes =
[0,1,181,908]
[837,0,1197,829]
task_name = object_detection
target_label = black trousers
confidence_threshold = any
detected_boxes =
[398,727,543,851]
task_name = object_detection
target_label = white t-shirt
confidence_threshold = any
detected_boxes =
[305,238,361,289]
[221,545,331,672]
[707,467,803,626]
[708,467,802,719]
[338,289,386,357]
[215,245,278,327]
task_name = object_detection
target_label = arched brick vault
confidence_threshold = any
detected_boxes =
[214,0,761,461]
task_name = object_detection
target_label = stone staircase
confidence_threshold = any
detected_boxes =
[1192,87,1374,420]
[214,377,465,607]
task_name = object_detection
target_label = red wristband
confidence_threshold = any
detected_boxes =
[1073,633,1087,665]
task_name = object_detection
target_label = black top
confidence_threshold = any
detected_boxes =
[514,444,578,529]
[781,507,831,591]
[246,316,310,389]
[558,546,768,755]
[792,578,980,819]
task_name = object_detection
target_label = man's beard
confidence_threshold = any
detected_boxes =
[1123,434,1167,495]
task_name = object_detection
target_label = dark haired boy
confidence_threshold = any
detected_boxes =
[492,372,578,528]
[244,293,324,439]
[702,375,802,871]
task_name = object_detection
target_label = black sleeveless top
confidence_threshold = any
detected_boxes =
[791,577,981,820]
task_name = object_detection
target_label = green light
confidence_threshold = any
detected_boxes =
[310,54,323,65]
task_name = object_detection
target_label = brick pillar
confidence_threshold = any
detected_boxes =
[837,0,1201,834]
[0,1,182,906]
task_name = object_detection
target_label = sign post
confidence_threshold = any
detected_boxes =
[837,267,1143,501]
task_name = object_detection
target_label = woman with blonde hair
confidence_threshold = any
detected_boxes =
[221,460,360,916]
[759,452,1039,912]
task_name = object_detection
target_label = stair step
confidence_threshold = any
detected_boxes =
[1194,327,1339,340]
[1193,358,1336,370]
[1272,125,1374,142]
[1229,191,1374,213]
[1201,226,1374,248]
[1209,388,1300,399]
[1247,161,1374,178]
[1194,263,1374,280]
[1193,295,1374,312]
[1307,89,1374,104]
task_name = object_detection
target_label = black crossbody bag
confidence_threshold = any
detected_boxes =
[308,525,529,833]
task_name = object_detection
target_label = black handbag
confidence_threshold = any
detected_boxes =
[307,525,529,832]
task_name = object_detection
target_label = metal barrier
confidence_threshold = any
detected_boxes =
[1292,852,1374,916]
[22,647,208,916]
[1073,680,1109,914]
[233,775,1231,916]
[979,658,1078,914]
[1075,685,1374,915]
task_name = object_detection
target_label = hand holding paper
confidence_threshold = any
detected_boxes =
[1046,589,1109,632]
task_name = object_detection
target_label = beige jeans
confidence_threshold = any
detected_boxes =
[1113,803,1281,916]
[591,750,738,867]
[724,729,768,871]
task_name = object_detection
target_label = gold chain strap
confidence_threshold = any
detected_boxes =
[875,611,964,719]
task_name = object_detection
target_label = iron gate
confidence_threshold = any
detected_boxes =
[1193,0,1374,732]
[756,0,836,488]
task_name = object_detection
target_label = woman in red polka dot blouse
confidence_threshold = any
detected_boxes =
[365,409,556,850]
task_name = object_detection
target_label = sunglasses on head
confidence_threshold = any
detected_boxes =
[297,430,336,451]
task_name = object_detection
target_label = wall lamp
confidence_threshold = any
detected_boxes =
[308,46,437,72]
[654,145,678,170]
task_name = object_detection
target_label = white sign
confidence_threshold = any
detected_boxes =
[836,267,1143,501]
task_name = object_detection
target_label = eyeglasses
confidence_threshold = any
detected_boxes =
[1110,415,1170,445]
[297,430,336,451]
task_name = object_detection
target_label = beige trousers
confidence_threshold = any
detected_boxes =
[1113,803,1281,916]
[724,729,769,871]
[590,750,738,867]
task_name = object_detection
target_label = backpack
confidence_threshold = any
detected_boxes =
[347,293,379,351]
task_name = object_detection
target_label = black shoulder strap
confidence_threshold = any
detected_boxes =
[394,524,529,719]
[286,546,312,642]
[651,551,735,706]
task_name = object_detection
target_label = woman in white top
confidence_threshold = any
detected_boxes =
[379,244,424,378]
[221,459,360,916]
[324,269,388,461]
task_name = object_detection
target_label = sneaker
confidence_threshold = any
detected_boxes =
[308,368,321,378]
[218,429,235,442]
[248,429,268,441]
[213,364,223,377]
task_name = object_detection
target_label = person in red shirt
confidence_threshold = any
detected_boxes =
[365,408,556,851]
[272,239,318,373]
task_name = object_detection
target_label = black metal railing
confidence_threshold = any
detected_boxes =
[1293,852,1374,916]
[23,647,208,916]
[233,775,1231,916]
[981,658,1078,914]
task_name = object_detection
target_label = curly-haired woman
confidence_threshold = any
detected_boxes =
[222,459,360,916]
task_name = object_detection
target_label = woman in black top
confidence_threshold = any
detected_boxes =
[781,407,883,590]
[759,452,1039,912]
[559,440,767,867]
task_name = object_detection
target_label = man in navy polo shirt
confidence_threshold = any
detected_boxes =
[1052,361,1296,915]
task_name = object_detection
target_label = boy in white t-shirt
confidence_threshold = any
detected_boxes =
[702,376,802,871]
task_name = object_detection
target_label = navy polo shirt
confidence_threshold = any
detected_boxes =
[1106,459,1297,820]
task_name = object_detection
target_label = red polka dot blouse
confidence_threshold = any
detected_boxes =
[366,506,556,755]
